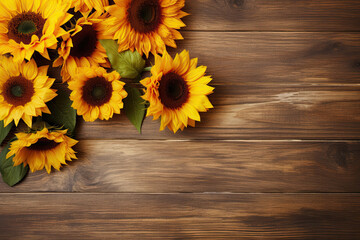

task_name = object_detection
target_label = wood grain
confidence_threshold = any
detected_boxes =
[173,32,360,85]
[0,141,359,193]
[77,85,360,140]
[0,193,359,239]
[1,1,360,239]
[183,0,360,31]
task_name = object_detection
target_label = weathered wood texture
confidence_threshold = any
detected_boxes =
[0,193,359,239]
[1,0,360,239]
[78,85,360,140]
[0,141,359,193]
[171,32,360,85]
[183,0,360,31]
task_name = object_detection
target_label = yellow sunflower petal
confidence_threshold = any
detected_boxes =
[8,127,78,174]
[0,56,56,127]
[107,0,187,56]
[68,67,127,122]
[141,50,213,133]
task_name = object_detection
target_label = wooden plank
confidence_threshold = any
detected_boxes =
[1,141,359,193]
[0,193,359,239]
[77,85,360,140]
[184,0,360,31]
[173,32,360,85]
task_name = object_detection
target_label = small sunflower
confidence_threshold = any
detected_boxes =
[7,127,78,174]
[69,0,109,13]
[54,11,113,82]
[106,0,188,57]
[0,0,72,62]
[141,50,214,133]
[68,67,128,122]
[0,57,57,128]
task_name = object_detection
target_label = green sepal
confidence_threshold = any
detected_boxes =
[27,118,64,134]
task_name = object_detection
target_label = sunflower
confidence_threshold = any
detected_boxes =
[69,0,109,13]
[68,66,127,122]
[7,127,78,174]
[0,0,72,62]
[141,50,214,133]
[0,57,57,128]
[105,0,188,57]
[53,11,113,82]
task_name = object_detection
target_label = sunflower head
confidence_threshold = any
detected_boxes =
[68,67,128,122]
[53,11,112,82]
[141,50,214,133]
[0,0,72,62]
[6,127,78,174]
[0,56,57,127]
[106,0,188,57]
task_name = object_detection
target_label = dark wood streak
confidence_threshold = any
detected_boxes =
[0,193,359,239]
[183,0,360,31]
[0,141,359,193]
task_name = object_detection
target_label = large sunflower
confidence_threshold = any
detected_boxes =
[68,67,127,122]
[54,11,113,82]
[0,0,72,62]
[7,127,78,174]
[0,57,57,128]
[69,0,109,13]
[106,0,188,57]
[141,50,214,133]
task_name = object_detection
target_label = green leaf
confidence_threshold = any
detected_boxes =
[0,121,13,145]
[0,140,28,187]
[100,39,146,79]
[42,87,76,136]
[123,86,146,133]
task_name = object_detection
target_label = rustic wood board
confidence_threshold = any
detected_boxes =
[171,32,360,85]
[1,0,360,238]
[0,193,359,239]
[183,0,360,31]
[1,140,359,193]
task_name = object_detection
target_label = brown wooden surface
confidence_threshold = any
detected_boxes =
[1,194,359,239]
[0,140,359,193]
[1,0,360,239]
[183,0,360,31]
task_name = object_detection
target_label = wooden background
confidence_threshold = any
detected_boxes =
[1,0,360,239]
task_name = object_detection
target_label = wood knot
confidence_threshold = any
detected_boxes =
[320,41,344,53]
[327,143,348,168]
[305,41,344,57]
[229,0,245,8]
[353,60,360,70]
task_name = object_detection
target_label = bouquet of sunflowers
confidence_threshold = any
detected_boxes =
[0,0,214,186]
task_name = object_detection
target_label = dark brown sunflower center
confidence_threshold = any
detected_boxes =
[82,77,113,106]
[8,12,45,44]
[128,0,161,33]
[3,76,34,106]
[158,72,189,109]
[70,25,98,58]
[27,138,60,151]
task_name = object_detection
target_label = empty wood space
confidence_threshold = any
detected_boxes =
[1,0,360,239]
